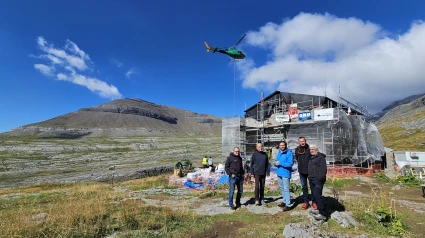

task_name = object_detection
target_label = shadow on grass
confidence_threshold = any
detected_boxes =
[242,196,282,206]
[291,194,345,214]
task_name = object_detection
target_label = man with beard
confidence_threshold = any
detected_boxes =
[295,137,315,210]
[275,141,294,212]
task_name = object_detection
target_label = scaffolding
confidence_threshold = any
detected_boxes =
[221,117,241,157]
[222,91,385,166]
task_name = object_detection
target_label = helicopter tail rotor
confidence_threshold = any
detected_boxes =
[204,42,212,52]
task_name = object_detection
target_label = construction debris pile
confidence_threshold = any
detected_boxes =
[169,163,299,191]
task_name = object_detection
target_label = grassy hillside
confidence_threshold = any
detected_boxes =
[378,110,425,151]
[1,175,424,237]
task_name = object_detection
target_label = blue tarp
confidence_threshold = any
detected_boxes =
[217,174,229,186]
[183,181,204,189]
[205,174,229,189]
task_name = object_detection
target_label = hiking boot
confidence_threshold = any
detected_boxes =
[229,206,236,211]
[255,200,260,206]
[282,206,291,212]
[314,214,326,221]
[309,209,319,215]
[278,202,286,208]
[312,203,318,210]
[301,203,309,210]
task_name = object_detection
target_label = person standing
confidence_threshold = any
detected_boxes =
[208,156,214,170]
[250,143,269,206]
[295,137,314,210]
[225,147,244,210]
[308,144,328,221]
[381,153,387,170]
[275,141,294,212]
[202,156,208,168]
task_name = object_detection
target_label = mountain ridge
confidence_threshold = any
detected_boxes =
[3,98,223,137]
[377,95,425,151]
[373,93,425,120]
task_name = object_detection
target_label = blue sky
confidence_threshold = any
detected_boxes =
[1,0,425,132]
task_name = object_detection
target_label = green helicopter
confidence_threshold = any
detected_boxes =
[204,34,247,60]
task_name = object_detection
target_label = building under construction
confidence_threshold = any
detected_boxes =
[222,91,385,172]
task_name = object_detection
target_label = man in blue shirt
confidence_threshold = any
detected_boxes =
[275,141,294,212]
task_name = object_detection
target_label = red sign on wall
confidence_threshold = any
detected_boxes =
[288,103,298,120]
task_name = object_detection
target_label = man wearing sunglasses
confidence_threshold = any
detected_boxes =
[225,147,244,210]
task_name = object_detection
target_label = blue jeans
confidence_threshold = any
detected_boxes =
[299,173,310,203]
[277,176,290,207]
[228,176,243,207]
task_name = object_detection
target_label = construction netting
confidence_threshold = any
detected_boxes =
[222,117,241,156]
[284,110,385,165]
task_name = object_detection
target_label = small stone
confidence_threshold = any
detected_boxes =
[353,235,368,238]
[331,211,352,228]
[290,211,302,216]
[30,212,47,224]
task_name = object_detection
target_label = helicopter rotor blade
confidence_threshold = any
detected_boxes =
[233,33,247,47]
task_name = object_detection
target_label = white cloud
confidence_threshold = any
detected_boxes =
[33,36,122,99]
[55,72,121,99]
[110,58,123,67]
[125,67,138,79]
[34,64,55,76]
[36,36,91,71]
[239,12,425,113]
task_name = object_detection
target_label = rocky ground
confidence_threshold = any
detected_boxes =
[1,171,424,238]
[108,175,425,238]
[0,134,222,188]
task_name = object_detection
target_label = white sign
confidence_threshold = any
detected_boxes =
[275,114,290,122]
[313,108,334,121]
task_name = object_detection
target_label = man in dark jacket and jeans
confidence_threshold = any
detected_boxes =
[308,144,328,221]
[250,143,269,206]
[295,137,314,210]
[225,147,244,210]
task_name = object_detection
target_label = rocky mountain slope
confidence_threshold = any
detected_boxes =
[372,93,425,120]
[0,98,224,188]
[3,98,222,137]
[377,95,425,151]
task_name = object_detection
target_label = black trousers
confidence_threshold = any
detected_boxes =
[299,173,310,203]
[381,157,387,170]
[254,174,266,202]
[310,178,326,215]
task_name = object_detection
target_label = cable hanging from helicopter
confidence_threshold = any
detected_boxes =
[204,33,247,116]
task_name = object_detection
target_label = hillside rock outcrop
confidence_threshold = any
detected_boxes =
[3,98,222,137]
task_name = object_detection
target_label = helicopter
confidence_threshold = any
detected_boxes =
[204,34,247,60]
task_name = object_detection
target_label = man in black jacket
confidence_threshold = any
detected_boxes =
[295,137,313,210]
[308,144,327,221]
[225,147,244,210]
[250,143,269,206]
